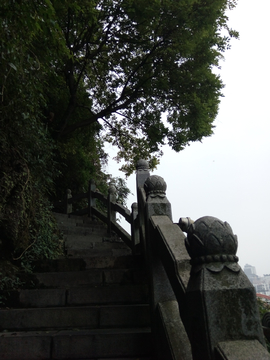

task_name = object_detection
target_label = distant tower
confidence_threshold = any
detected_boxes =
[244,264,257,279]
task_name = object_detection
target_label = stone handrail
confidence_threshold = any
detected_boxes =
[55,159,270,359]
[56,180,135,252]
[135,159,270,360]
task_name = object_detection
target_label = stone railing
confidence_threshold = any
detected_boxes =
[55,180,138,253]
[135,159,270,360]
[55,159,270,359]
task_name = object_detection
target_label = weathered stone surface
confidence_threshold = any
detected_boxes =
[0,304,150,332]
[100,304,150,328]
[67,284,149,306]
[157,300,192,360]
[35,269,103,287]
[65,254,136,269]
[144,175,172,221]
[52,328,152,359]
[19,288,66,307]
[65,236,128,250]
[0,306,99,331]
[32,257,86,272]
[0,331,51,360]
[54,214,83,222]
[152,215,191,290]
[103,269,133,284]
[0,329,152,360]
[185,216,266,360]
[0,207,151,360]
[215,340,270,360]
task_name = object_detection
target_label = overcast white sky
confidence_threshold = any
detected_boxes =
[106,0,270,277]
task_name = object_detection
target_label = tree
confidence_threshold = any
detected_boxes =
[47,0,238,174]
[0,0,238,264]
[0,0,68,262]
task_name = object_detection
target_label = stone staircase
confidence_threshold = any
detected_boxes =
[0,213,152,359]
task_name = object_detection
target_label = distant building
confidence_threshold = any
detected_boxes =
[257,293,270,303]
[244,264,257,279]
[245,264,270,296]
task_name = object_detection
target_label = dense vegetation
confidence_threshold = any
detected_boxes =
[0,0,237,270]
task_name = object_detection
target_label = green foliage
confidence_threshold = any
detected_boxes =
[0,0,66,265]
[257,298,270,318]
[0,0,238,269]
[45,0,238,175]
[257,298,270,353]
[18,201,64,272]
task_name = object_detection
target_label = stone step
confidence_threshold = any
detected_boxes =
[53,213,84,223]
[72,254,141,269]
[59,225,108,237]
[31,254,140,272]
[86,358,152,360]
[3,284,149,308]
[0,304,150,331]
[32,258,87,272]
[66,249,132,262]
[82,358,152,360]
[64,236,130,250]
[0,327,152,360]
[53,213,105,226]
[34,268,147,288]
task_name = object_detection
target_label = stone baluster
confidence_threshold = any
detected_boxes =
[183,216,268,360]
[66,189,72,214]
[107,183,117,236]
[136,159,150,255]
[143,174,176,358]
[131,202,140,254]
[88,179,96,218]
[136,159,150,190]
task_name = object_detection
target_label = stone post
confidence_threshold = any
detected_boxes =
[88,179,96,218]
[107,183,117,236]
[131,202,140,254]
[66,189,72,214]
[136,159,150,255]
[184,216,267,360]
[144,175,174,305]
[144,175,176,359]
[136,159,150,191]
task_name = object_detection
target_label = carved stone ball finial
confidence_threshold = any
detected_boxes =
[136,159,149,171]
[144,175,167,198]
[131,202,138,211]
[185,216,239,272]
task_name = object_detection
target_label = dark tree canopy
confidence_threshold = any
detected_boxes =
[0,0,237,264]
[1,0,238,175]
[46,0,238,174]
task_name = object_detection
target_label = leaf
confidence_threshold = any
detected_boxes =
[8,63,17,71]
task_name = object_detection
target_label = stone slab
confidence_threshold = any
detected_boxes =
[0,328,152,359]
[35,269,103,288]
[0,331,51,360]
[215,340,270,360]
[52,328,152,359]
[59,225,109,237]
[19,288,66,307]
[100,304,150,328]
[0,304,150,332]
[0,306,99,331]
[64,236,128,249]
[103,269,133,284]
[67,284,149,305]
[32,258,86,272]
[77,255,139,269]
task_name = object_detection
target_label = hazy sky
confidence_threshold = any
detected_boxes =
[106,0,270,276]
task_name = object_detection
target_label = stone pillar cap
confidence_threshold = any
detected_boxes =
[136,159,149,170]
